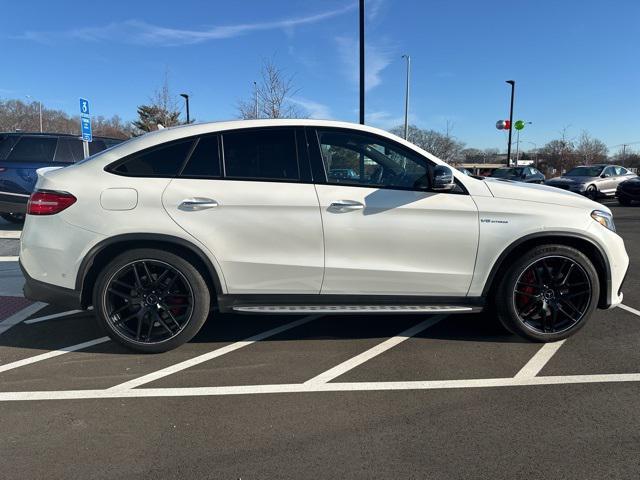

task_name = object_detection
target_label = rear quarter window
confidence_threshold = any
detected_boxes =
[108,139,195,177]
[5,136,57,163]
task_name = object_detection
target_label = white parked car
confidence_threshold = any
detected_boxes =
[20,120,629,352]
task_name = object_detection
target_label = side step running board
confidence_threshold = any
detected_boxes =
[232,305,481,314]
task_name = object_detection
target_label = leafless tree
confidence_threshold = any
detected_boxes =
[391,124,465,163]
[133,72,183,133]
[575,130,608,165]
[238,59,303,119]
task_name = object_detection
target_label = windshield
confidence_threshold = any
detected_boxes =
[491,168,522,178]
[565,166,604,177]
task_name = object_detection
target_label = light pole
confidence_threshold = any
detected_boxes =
[253,81,259,119]
[359,0,365,124]
[505,80,515,166]
[25,95,43,132]
[401,54,411,140]
[179,93,190,124]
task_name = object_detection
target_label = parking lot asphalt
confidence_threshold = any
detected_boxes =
[1,200,639,479]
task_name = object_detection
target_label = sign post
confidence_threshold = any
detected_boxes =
[79,98,92,159]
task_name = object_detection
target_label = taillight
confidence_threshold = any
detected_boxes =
[27,190,77,215]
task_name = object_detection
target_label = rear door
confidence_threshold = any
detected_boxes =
[163,128,324,294]
[310,127,479,296]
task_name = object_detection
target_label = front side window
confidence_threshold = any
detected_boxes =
[603,166,615,177]
[222,129,299,181]
[317,129,429,189]
[54,138,84,163]
[111,140,195,177]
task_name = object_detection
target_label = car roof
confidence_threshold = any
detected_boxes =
[0,131,122,141]
[92,119,449,167]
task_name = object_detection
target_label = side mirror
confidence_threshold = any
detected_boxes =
[431,165,456,192]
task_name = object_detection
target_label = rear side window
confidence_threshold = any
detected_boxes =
[5,136,57,163]
[222,129,299,181]
[0,135,20,160]
[180,135,221,178]
[111,140,195,177]
[54,138,84,163]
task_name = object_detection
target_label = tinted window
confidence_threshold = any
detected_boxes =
[112,140,194,177]
[566,166,604,177]
[0,135,20,161]
[223,129,299,180]
[5,136,57,163]
[317,129,429,189]
[180,135,221,177]
[54,138,84,163]
[89,140,107,156]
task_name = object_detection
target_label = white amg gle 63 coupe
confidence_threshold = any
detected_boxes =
[20,120,629,352]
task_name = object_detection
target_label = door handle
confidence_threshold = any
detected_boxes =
[179,197,219,211]
[329,200,364,210]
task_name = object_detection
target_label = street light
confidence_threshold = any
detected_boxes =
[253,81,259,119]
[25,95,43,133]
[401,54,411,140]
[505,80,515,166]
[179,93,190,124]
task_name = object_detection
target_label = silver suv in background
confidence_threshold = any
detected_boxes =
[545,164,636,200]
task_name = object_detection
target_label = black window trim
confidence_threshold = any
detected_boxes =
[308,126,468,195]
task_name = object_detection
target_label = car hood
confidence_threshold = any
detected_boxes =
[484,178,607,211]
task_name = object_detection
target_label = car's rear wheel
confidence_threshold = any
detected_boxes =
[495,244,599,342]
[0,213,25,224]
[585,185,598,200]
[93,249,210,353]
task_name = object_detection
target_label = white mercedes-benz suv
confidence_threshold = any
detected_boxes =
[20,120,628,352]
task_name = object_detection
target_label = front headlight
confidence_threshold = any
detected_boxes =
[591,210,616,232]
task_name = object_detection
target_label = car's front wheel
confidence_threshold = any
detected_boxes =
[495,244,599,342]
[585,185,598,200]
[93,248,211,353]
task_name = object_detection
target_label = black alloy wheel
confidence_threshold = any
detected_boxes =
[104,260,194,345]
[513,256,591,335]
[496,244,599,342]
[94,249,211,353]
[585,185,598,200]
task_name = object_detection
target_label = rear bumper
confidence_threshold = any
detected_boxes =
[0,191,29,214]
[20,260,82,310]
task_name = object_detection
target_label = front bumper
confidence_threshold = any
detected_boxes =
[20,260,82,310]
[0,191,29,214]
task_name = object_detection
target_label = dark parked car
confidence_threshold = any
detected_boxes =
[545,164,636,200]
[489,166,545,184]
[0,132,122,223]
[616,176,640,205]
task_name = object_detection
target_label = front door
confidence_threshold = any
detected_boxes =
[163,128,324,294]
[311,128,479,296]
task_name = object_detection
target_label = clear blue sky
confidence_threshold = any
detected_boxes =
[1,0,639,152]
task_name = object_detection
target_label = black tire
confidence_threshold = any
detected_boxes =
[585,185,598,200]
[0,213,25,224]
[618,196,632,206]
[93,248,210,353]
[495,244,599,342]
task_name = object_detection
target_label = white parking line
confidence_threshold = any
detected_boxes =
[0,256,19,262]
[109,314,323,391]
[305,315,447,385]
[514,340,566,378]
[24,307,93,324]
[0,336,109,374]
[1,373,640,402]
[619,304,640,318]
[0,231,20,239]
[0,302,47,336]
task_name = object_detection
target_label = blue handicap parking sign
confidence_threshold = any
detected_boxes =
[81,116,92,142]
